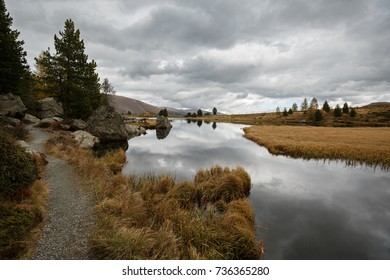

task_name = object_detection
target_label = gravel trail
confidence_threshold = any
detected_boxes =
[27,126,95,260]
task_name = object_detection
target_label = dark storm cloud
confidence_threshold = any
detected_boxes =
[6,0,390,112]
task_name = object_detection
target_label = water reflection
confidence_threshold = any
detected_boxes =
[124,120,390,259]
[156,127,171,140]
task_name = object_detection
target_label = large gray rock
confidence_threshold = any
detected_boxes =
[156,115,172,129]
[37,117,63,128]
[0,93,27,118]
[72,130,100,149]
[36,97,64,119]
[86,106,128,142]
[70,119,88,131]
[23,114,41,125]
[125,124,146,139]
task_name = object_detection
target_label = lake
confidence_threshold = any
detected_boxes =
[123,120,390,260]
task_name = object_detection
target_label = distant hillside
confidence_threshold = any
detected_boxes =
[362,102,390,109]
[107,95,160,115]
[108,95,205,116]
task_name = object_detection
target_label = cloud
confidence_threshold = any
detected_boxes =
[6,0,390,113]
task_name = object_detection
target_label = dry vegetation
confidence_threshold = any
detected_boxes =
[46,133,263,260]
[244,126,390,169]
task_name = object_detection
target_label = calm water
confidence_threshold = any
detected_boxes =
[123,120,390,260]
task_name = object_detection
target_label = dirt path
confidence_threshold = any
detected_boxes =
[27,126,95,259]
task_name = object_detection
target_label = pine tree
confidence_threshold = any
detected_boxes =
[322,100,330,113]
[350,108,357,118]
[342,102,349,114]
[334,104,342,117]
[282,107,288,117]
[37,19,104,120]
[314,109,322,123]
[288,108,293,114]
[0,0,29,94]
[197,109,203,117]
[292,103,298,111]
[301,97,308,113]
[212,107,217,115]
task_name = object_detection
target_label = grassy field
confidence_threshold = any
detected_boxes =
[243,126,390,169]
[47,134,263,260]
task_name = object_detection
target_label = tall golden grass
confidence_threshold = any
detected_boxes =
[244,126,390,169]
[47,133,262,260]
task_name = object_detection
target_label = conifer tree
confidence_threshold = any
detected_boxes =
[322,100,330,113]
[334,104,342,117]
[342,102,349,114]
[212,107,217,116]
[0,0,29,93]
[197,109,203,117]
[37,19,104,120]
[282,107,288,117]
[301,97,308,113]
[292,103,298,111]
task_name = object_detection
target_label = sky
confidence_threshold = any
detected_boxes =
[6,0,390,113]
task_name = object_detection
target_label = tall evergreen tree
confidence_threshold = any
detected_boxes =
[334,104,342,117]
[301,97,308,112]
[212,107,217,116]
[342,102,349,114]
[322,100,330,113]
[197,109,203,117]
[37,19,104,120]
[0,0,29,93]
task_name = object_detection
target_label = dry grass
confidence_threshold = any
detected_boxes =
[0,179,48,259]
[46,132,262,259]
[244,126,390,169]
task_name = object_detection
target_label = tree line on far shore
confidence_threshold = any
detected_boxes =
[276,97,357,123]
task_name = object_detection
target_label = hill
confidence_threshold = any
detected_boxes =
[107,95,204,116]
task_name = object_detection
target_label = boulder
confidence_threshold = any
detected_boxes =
[125,124,146,139]
[5,117,20,126]
[36,97,64,119]
[0,93,27,118]
[86,106,128,142]
[156,115,172,129]
[38,117,63,128]
[70,119,88,131]
[72,130,100,149]
[23,114,41,125]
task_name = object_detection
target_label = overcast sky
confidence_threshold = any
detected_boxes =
[7,0,390,113]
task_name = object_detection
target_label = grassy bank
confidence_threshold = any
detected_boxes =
[244,126,390,169]
[47,133,263,259]
[0,128,48,259]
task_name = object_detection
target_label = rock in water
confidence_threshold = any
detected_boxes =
[86,106,128,142]
[0,93,27,118]
[125,124,146,139]
[36,98,64,119]
[156,115,172,129]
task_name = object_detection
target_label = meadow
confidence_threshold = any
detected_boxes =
[243,126,390,170]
